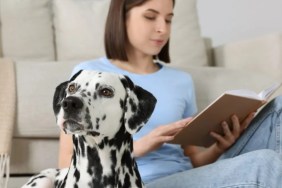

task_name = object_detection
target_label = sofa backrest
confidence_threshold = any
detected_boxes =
[0,0,55,61]
[0,0,210,67]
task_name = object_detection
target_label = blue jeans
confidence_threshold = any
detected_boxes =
[147,96,282,188]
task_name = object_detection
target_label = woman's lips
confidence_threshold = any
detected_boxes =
[151,39,165,46]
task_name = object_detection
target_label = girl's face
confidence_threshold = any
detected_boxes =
[126,0,174,58]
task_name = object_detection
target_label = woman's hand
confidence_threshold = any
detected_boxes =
[210,112,256,153]
[133,117,193,157]
[185,112,256,167]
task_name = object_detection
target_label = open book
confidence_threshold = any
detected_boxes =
[171,82,282,147]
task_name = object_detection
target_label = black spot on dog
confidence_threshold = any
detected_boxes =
[55,180,66,188]
[87,147,103,187]
[77,84,81,91]
[85,107,93,129]
[98,72,102,78]
[123,173,131,188]
[87,91,91,96]
[129,98,137,112]
[78,137,85,157]
[102,114,106,121]
[96,118,100,129]
[110,150,117,167]
[81,92,87,98]
[74,169,80,182]
[121,150,134,175]
[26,175,46,186]
[72,136,79,167]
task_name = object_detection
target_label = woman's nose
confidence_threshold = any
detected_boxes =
[155,19,169,34]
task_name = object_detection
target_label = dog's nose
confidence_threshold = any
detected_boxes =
[62,96,83,112]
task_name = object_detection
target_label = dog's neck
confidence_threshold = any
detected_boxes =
[66,127,143,188]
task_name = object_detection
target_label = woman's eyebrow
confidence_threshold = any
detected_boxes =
[146,9,174,16]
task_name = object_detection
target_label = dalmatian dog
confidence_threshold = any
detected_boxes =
[22,70,157,188]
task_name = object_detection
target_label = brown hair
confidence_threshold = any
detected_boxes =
[104,0,175,63]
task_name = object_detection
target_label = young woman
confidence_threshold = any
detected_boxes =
[59,0,282,187]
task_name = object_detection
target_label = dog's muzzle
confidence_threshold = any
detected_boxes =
[61,96,84,133]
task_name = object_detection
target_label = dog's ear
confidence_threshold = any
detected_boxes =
[70,70,82,82]
[53,81,68,116]
[121,75,157,134]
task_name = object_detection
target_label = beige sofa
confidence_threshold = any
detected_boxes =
[0,0,281,187]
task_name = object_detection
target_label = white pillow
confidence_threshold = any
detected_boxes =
[0,0,55,61]
[171,0,208,67]
[53,0,208,67]
[53,0,110,61]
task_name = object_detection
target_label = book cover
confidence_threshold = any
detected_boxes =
[170,82,281,147]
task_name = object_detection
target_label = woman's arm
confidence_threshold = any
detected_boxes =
[184,113,255,167]
[133,118,192,157]
[58,131,73,168]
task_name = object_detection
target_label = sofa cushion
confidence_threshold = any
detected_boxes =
[214,33,282,80]
[14,61,79,137]
[53,0,208,67]
[0,0,55,61]
[53,0,110,61]
[170,0,208,67]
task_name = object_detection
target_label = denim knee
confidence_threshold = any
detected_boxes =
[266,95,282,112]
[246,149,281,167]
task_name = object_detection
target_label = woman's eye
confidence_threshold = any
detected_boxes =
[68,84,76,93]
[166,19,172,23]
[144,16,155,21]
[99,88,114,98]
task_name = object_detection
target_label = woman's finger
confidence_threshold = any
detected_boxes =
[240,112,256,132]
[221,122,232,137]
[158,118,192,135]
[230,115,240,138]
[210,132,228,146]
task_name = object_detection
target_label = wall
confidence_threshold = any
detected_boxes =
[197,0,282,46]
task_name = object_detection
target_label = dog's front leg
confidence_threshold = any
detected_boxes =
[21,168,66,188]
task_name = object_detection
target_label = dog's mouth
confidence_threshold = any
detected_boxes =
[62,120,101,136]
[63,120,83,133]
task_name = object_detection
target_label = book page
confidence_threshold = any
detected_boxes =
[225,82,282,100]
[225,89,261,100]
[258,82,282,100]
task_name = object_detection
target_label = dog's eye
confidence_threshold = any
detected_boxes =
[99,88,114,98]
[68,84,76,93]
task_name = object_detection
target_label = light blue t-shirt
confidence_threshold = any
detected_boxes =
[71,57,198,183]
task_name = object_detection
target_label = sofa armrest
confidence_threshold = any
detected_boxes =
[213,33,282,80]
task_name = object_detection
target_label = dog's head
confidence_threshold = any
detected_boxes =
[53,70,157,138]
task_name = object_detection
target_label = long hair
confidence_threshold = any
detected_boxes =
[104,0,175,63]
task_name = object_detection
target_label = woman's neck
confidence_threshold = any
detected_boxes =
[111,55,159,74]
